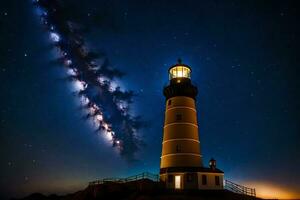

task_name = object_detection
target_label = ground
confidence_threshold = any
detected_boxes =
[13,179,267,200]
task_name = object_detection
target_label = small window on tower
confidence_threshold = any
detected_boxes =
[202,175,207,185]
[176,114,182,121]
[215,176,220,186]
[176,145,181,152]
[168,100,172,106]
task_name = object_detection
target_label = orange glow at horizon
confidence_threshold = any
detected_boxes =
[242,181,300,199]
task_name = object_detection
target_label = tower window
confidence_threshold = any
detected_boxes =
[202,175,207,185]
[176,114,182,121]
[187,173,193,182]
[168,175,173,183]
[215,176,220,186]
[168,100,172,106]
[176,145,181,152]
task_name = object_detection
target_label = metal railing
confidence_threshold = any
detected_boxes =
[225,180,256,197]
[89,172,159,186]
[90,173,256,197]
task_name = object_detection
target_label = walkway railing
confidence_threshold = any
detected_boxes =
[89,172,159,186]
[90,173,256,197]
[225,180,256,197]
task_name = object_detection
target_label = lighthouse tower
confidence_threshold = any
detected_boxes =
[160,59,224,190]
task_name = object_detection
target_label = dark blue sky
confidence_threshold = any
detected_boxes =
[0,0,299,199]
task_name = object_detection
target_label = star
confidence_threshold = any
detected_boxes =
[24,144,33,148]
[24,53,28,57]
[4,12,8,16]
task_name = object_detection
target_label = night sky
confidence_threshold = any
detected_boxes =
[0,0,299,199]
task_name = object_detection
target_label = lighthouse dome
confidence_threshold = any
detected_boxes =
[169,59,191,80]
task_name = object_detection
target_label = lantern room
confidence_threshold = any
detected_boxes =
[169,59,191,80]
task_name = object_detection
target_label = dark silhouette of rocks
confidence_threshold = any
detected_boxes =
[13,179,265,200]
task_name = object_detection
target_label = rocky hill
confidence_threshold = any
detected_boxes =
[13,179,264,200]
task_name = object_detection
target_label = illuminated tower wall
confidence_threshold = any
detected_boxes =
[160,60,202,188]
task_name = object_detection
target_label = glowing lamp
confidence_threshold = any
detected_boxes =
[169,59,191,80]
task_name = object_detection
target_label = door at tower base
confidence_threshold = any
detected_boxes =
[175,175,181,189]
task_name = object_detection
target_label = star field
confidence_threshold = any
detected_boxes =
[0,0,299,199]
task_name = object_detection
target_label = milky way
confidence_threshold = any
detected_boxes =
[33,0,144,161]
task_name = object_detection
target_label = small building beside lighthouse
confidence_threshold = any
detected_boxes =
[160,59,224,190]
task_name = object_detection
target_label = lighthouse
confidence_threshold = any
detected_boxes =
[160,59,224,190]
